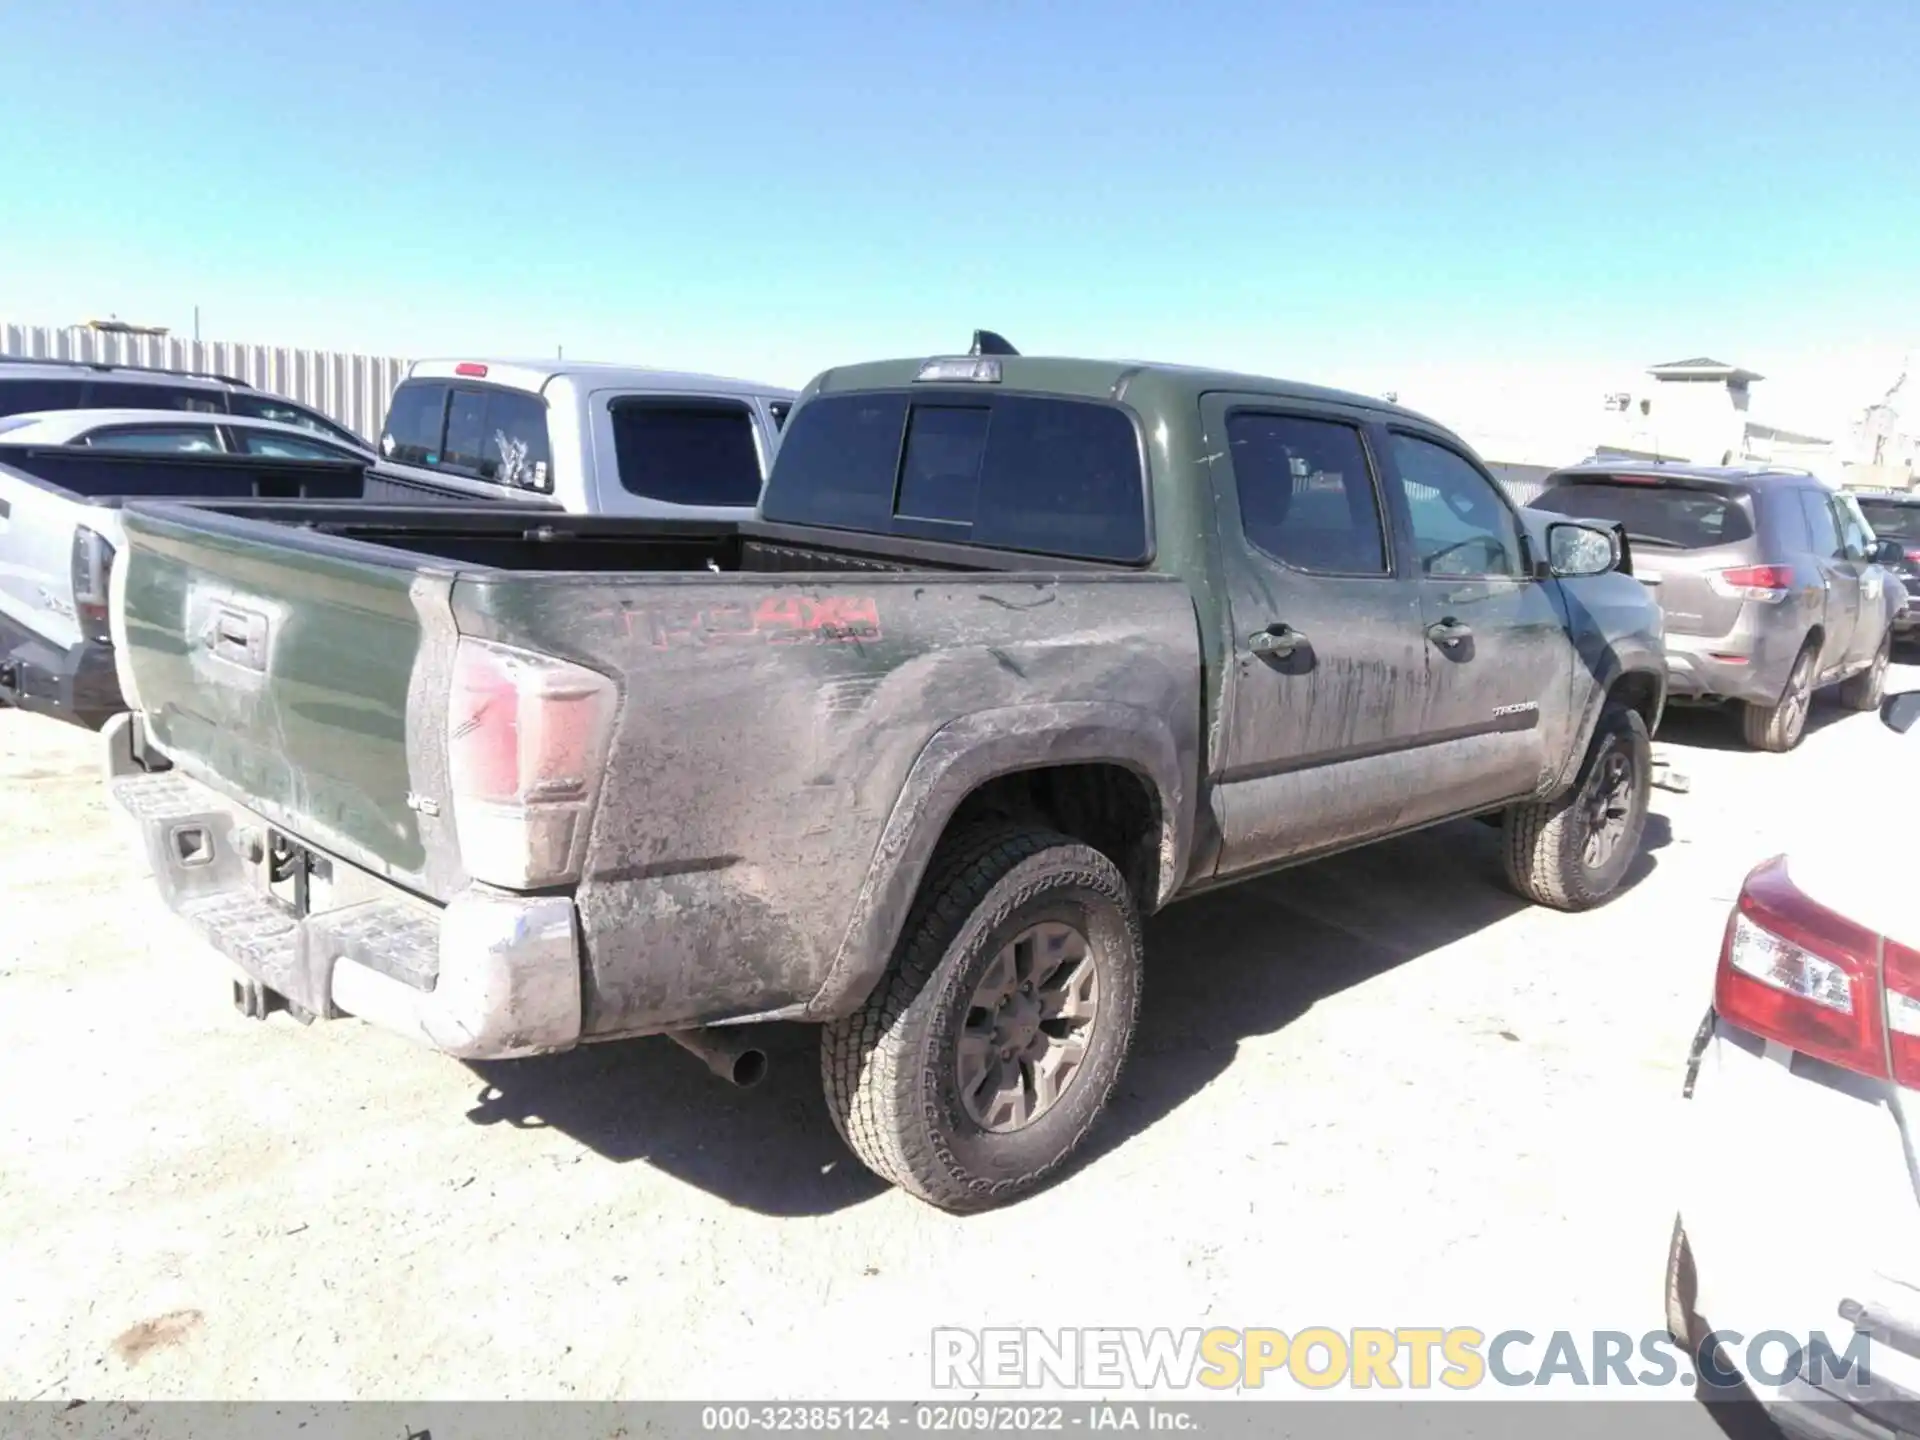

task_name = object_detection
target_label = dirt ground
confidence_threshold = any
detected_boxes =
[3,674,1907,1409]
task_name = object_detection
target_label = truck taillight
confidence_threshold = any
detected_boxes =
[70,526,115,644]
[446,638,617,890]
[1715,856,1887,1078]
[1708,564,1795,603]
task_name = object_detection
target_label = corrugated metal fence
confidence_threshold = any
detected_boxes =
[0,323,409,443]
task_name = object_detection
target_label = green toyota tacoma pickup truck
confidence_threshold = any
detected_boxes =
[103,340,1665,1210]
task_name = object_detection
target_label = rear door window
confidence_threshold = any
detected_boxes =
[610,399,763,506]
[0,378,87,417]
[81,424,223,452]
[1227,412,1387,574]
[762,391,1148,562]
[84,381,224,413]
[380,381,450,466]
[1532,480,1754,549]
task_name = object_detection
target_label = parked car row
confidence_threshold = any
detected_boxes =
[11,334,1908,1226]
[92,335,1668,1211]
[0,355,373,453]
[0,354,796,725]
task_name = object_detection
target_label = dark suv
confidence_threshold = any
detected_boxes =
[1532,463,1903,751]
[1850,488,1920,645]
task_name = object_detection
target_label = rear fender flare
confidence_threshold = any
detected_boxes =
[804,702,1193,1020]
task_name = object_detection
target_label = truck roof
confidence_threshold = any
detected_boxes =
[406,358,794,399]
[809,353,1460,435]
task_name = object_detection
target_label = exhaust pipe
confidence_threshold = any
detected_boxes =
[667,1027,769,1088]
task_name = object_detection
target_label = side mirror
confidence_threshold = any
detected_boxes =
[1873,537,1905,566]
[1881,691,1920,734]
[1547,521,1619,579]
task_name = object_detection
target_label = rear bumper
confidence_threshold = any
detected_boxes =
[1663,626,1800,705]
[0,608,121,729]
[1680,1017,1920,1438]
[103,713,583,1059]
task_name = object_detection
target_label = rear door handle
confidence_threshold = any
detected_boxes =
[1427,618,1473,648]
[1249,623,1305,659]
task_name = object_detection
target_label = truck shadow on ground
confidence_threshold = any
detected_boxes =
[461,813,1669,1218]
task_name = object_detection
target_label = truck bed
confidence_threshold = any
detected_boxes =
[141,500,1129,575]
[111,499,1203,1038]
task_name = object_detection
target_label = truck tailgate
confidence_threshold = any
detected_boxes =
[115,502,435,884]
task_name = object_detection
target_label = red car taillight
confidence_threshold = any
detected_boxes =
[1708,564,1796,603]
[1715,856,1887,1078]
[446,638,617,890]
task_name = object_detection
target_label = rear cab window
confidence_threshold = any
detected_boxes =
[610,399,764,506]
[761,390,1148,563]
[381,380,552,490]
[1533,478,1754,549]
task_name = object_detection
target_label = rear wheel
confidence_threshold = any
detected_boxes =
[1838,634,1891,712]
[1502,702,1651,911]
[1740,640,1816,751]
[821,826,1143,1211]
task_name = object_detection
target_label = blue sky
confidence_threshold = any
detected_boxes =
[1,0,1915,405]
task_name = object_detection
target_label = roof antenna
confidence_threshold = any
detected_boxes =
[970,330,1019,357]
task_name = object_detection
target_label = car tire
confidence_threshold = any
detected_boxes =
[1740,640,1817,752]
[1502,702,1651,911]
[821,825,1143,1212]
[1838,634,1891,712]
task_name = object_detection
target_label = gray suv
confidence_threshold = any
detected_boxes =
[1532,463,1903,751]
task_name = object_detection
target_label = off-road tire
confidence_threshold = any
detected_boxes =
[821,825,1143,1212]
[1502,703,1651,911]
[1838,634,1891,712]
[1741,640,1817,751]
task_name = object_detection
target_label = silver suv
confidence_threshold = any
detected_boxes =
[1533,463,1903,751]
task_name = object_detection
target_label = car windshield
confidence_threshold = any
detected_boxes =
[1531,479,1753,549]
[1859,501,1920,541]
